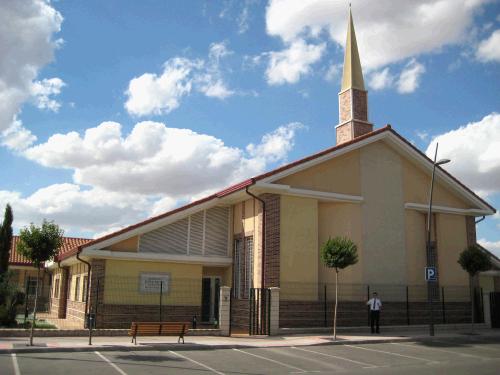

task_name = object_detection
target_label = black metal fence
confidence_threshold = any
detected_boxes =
[279,282,481,328]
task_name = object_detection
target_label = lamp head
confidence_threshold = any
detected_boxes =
[436,158,451,166]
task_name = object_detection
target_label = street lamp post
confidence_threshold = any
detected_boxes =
[426,142,451,336]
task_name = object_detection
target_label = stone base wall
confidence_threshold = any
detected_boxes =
[66,300,86,323]
[230,298,249,332]
[94,304,200,329]
[280,300,472,328]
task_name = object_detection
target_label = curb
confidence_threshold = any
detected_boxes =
[0,334,488,355]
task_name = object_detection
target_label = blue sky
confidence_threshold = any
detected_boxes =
[0,0,499,254]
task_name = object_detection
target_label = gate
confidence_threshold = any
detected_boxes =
[249,288,271,335]
[490,292,500,328]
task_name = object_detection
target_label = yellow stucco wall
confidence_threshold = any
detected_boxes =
[104,259,202,305]
[405,210,427,286]
[280,196,318,300]
[402,158,470,209]
[105,236,138,252]
[276,149,361,195]
[318,202,364,286]
[436,214,469,286]
[360,142,407,286]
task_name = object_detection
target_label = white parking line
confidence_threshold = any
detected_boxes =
[94,351,128,375]
[345,344,438,364]
[393,341,491,360]
[11,353,20,375]
[169,350,226,375]
[292,346,379,368]
[233,348,307,373]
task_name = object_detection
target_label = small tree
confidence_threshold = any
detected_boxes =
[17,220,63,346]
[321,236,358,340]
[0,204,13,278]
[458,244,491,333]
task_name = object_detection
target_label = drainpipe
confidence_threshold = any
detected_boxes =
[76,247,91,321]
[245,181,266,289]
[475,216,485,225]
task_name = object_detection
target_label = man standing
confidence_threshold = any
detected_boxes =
[367,292,382,334]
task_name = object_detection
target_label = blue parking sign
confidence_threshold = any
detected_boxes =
[425,267,437,281]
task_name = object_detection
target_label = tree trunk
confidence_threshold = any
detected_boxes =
[29,267,40,346]
[469,275,474,334]
[333,270,338,340]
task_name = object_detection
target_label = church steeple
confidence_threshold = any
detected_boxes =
[341,8,365,91]
[336,7,373,145]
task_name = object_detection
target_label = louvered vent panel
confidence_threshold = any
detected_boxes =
[205,206,229,257]
[139,218,188,255]
[189,211,204,255]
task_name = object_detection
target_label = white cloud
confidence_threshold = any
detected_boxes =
[266,39,325,85]
[266,0,488,70]
[325,62,342,82]
[4,121,303,236]
[1,119,37,152]
[416,130,429,142]
[0,0,63,132]
[125,42,235,116]
[368,68,394,91]
[425,113,500,197]
[478,238,500,258]
[30,77,66,112]
[476,29,500,62]
[23,121,303,197]
[397,59,426,93]
[0,184,150,235]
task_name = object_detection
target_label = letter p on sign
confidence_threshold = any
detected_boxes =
[425,267,437,282]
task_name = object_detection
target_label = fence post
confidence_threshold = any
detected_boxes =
[269,287,280,335]
[441,287,445,324]
[218,286,231,336]
[159,281,163,322]
[324,284,327,327]
[406,286,410,325]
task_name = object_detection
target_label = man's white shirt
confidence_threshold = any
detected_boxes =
[367,298,382,311]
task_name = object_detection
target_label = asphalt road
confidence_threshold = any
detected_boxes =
[2,336,500,375]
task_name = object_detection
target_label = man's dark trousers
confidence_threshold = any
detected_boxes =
[370,310,380,333]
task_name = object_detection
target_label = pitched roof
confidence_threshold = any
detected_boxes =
[58,125,496,260]
[9,235,91,266]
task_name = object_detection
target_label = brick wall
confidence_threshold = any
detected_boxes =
[339,90,351,123]
[66,299,86,324]
[279,300,471,328]
[466,216,476,246]
[352,89,368,121]
[261,194,280,288]
[230,298,249,333]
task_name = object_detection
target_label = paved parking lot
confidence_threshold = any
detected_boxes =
[2,336,500,374]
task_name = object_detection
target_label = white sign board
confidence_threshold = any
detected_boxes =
[139,273,170,294]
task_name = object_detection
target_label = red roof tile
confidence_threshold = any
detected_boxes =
[9,235,91,267]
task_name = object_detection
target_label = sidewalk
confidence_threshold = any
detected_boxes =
[1,327,499,354]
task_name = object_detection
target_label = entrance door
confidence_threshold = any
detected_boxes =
[490,292,500,328]
[201,276,221,323]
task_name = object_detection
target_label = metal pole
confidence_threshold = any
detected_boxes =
[324,284,327,327]
[160,281,163,322]
[427,143,439,337]
[441,287,446,324]
[406,286,410,325]
[367,285,370,326]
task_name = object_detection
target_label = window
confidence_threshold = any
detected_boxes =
[53,278,60,299]
[26,277,37,296]
[74,276,80,301]
[233,236,253,299]
[82,276,88,302]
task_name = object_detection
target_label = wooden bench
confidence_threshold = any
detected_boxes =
[129,322,189,344]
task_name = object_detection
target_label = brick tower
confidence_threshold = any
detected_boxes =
[336,8,373,145]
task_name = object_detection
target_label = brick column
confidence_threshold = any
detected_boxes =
[57,267,69,318]
[89,259,105,328]
[218,286,231,336]
[261,194,280,288]
[269,287,280,335]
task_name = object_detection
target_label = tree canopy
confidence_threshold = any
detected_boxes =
[321,236,359,271]
[0,204,13,277]
[17,220,64,268]
[458,244,491,277]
